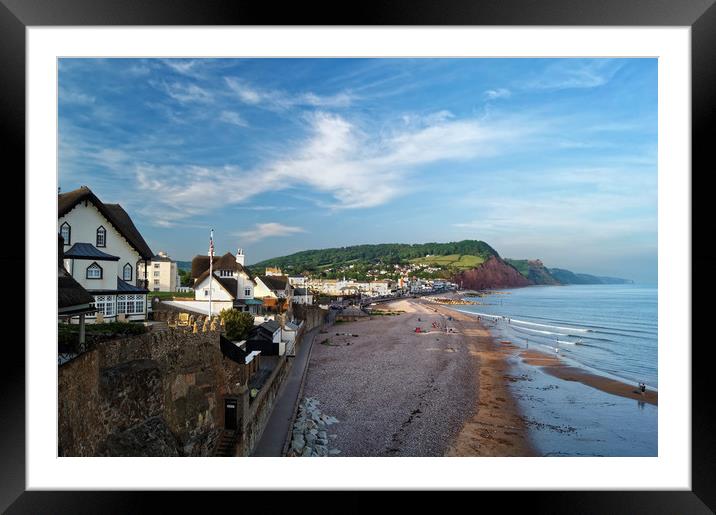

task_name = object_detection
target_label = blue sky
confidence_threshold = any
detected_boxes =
[58,58,657,282]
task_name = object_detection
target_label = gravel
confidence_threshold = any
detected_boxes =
[300,300,477,457]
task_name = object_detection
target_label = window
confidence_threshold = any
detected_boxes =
[204,289,209,296]
[117,294,145,314]
[96,226,106,247]
[86,262,103,279]
[244,287,251,296]
[154,263,160,269]
[154,271,160,277]
[60,222,71,245]
[123,263,133,282]
[154,287,160,291]
[154,279,160,285]
[93,295,115,317]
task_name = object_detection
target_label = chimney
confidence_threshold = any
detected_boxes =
[236,248,245,266]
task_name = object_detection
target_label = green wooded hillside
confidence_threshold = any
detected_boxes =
[250,240,499,274]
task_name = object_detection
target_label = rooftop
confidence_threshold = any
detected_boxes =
[64,242,119,261]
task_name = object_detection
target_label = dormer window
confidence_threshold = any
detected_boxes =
[96,226,106,247]
[219,269,233,277]
[60,222,71,245]
[123,263,133,282]
[86,262,103,279]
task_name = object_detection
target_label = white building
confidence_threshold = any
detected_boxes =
[138,251,180,292]
[369,280,392,297]
[254,274,293,300]
[288,275,307,287]
[291,287,313,305]
[58,186,153,323]
[191,249,263,314]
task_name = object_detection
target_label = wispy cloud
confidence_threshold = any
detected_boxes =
[523,59,623,91]
[225,77,354,110]
[59,88,95,105]
[483,88,511,100]
[158,81,213,104]
[161,59,210,79]
[219,110,248,127]
[129,109,538,225]
[235,222,306,243]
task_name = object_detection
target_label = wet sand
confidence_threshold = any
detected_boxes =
[301,298,533,456]
[520,350,657,405]
[423,301,535,456]
[433,298,658,456]
[429,292,658,405]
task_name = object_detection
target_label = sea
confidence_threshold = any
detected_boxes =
[460,284,658,388]
[457,284,658,456]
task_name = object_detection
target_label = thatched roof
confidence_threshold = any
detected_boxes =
[191,255,219,280]
[58,186,153,259]
[257,275,291,292]
[192,252,253,287]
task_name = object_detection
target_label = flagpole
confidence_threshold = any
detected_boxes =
[209,229,214,318]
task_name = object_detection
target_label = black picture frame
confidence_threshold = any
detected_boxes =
[2,0,712,512]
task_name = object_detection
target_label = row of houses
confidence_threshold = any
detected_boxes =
[186,249,312,316]
[303,276,455,298]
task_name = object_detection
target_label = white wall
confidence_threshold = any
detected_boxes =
[194,275,234,301]
[139,260,177,292]
[253,278,276,299]
[235,272,253,299]
[292,294,313,305]
[59,202,144,285]
[67,257,118,291]
[164,299,233,316]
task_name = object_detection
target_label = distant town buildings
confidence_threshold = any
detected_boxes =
[138,251,180,292]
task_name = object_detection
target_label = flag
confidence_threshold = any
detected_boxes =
[208,229,214,317]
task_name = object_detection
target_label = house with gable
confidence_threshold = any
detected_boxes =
[58,186,152,322]
[191,248,263,314]
[254,273,293,313]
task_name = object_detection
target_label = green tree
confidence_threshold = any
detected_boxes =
[178,269,193,287]
[220,309,255,341]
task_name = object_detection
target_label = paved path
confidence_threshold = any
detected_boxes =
[251,326,322,456]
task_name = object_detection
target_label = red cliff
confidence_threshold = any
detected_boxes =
[454,256,533,290]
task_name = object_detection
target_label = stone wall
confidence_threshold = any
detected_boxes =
[293,304,328,332]
[235,322,318,456]
[58,328,250,457]
[240,354,292,455]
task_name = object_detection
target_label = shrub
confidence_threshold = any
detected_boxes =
[220,309,254,341]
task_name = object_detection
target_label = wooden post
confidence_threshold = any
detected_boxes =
[78,313,86,345]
